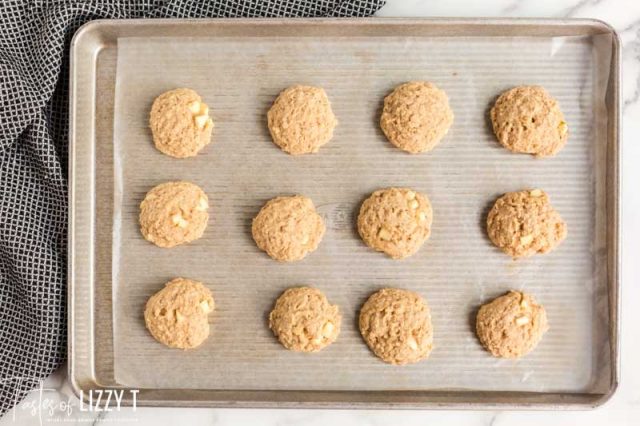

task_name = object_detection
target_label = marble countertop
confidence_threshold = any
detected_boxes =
[3,0,638,424]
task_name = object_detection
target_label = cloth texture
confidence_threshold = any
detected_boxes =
[0,0,385,415]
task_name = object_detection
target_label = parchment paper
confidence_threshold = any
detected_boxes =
[112,34,611,392]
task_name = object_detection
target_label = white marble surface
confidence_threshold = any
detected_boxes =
[3,0,638,424]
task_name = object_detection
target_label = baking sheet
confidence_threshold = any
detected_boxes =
[111,34,611,393]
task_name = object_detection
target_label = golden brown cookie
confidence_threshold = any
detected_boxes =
[490,85,568,158]
[476,290,549,358]
[359,288,433,365]
[269,287,341,353]
[139,181,209,248]
[487,189,567,258]
[380,81,454,154]
[267,85,338,155]
[144,278,215,349]
[252,195,325,262]
[357,188,433,259]
[149,88,214,158]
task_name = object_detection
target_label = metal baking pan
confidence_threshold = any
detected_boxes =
[68,18,620,409]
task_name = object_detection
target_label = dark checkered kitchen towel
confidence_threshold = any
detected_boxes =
[0,0,385,415]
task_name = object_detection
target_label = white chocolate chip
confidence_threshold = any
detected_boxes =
[145,233,155,242]
[520,234,533,245]
[530,189,543,197]
[520,299,529,309]
[300,234,309,244]
[418,212,427,222]
[171,213,188,228]
[322,321,335,337]
[409,200,419,209]
[407,336,418,351]
[406,190,416,200]
[378,228,392,241]
[188,101,201,114]
[200,300,212,313]
[175,311,185,323]
[195,114,209,130]
[515,316,530,326]
[196,197,209,212]
[559,121,568,136]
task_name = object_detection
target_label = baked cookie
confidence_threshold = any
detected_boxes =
[267,85,338,155]
[487,189,567,258]
[144,278,215,349]
[252,195,325,262]
[490,85,568,158]
[359,288,433,365]
[357,188,433,259]
[269,287,341,352]
[139,181,209,248]
[149,88,214,158]
[476,290,549,358]
[380,81,454,154]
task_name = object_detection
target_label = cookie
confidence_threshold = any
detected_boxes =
[476,290,549,358]
[357,188,433,259]
[380,81,454,154]
[149,88,214,158]
[269,287,341,353]
[487,189,567,258]
[144,278,215,349]
[490,85,568,158]
[252,195,325,262]
[139,181,209,248]
[267,85,338,155]
[359,288,434,365]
